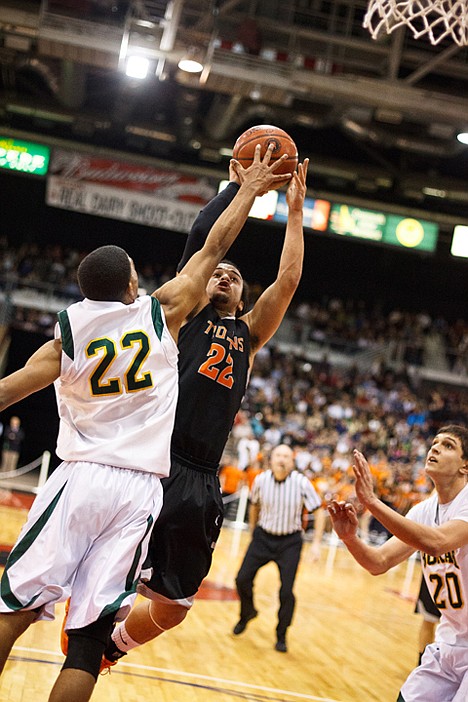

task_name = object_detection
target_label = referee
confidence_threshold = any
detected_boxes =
[232,444,325,652]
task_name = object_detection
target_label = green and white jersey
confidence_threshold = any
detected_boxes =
[54,295,178,476]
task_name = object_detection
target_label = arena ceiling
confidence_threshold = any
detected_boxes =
[3,1,468,220]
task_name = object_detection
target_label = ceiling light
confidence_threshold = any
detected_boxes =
[456,131,468,144]
[178,57,203,73]
[422,187,447,198]
[178,48,204,74]
[125,56,149,79]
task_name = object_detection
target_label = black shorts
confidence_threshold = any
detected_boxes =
[142,456,224,601]
[414,574,441,621]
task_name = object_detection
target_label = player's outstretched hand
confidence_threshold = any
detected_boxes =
[286,158,309,212]
[231,143,293,196]
[327,499,359,541]
[352,449,377,509]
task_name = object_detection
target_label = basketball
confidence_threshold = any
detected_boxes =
[232,125,298,176]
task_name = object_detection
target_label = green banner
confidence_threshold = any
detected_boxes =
[384,215,438,252]
[329,204,385,241]
[329,204,438,252]
[0,137,50,175]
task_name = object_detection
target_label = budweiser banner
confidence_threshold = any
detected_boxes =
[46,149,218,232]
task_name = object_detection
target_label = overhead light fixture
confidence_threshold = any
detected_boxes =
[178,48,204,74]
[249,85,261,101]
[422,187,447,198]
[125,56,150,79]
[456,131,468,144]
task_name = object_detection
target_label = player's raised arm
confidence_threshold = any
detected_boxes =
[352,449,468,556]
[153,145,292,339]
[242,158,308,358]
[176,160,241,274]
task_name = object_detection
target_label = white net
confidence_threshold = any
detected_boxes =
[363,1,468,46]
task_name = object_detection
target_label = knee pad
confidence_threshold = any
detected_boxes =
[62,612,115,680]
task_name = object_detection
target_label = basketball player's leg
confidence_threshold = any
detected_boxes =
[48,670,95,702]
[105,462,223,660]
[57,465,162,675]
[50,613,116,702]
[0,610,36,673]
[112,595,188,649]
[399,643,461,702]
[0,464,96,676]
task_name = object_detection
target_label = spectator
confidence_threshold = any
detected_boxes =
[1,416,24,472]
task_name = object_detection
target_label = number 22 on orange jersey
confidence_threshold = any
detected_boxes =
[198,342,234,388]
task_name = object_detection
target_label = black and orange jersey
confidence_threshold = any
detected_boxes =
[171,303,251,469]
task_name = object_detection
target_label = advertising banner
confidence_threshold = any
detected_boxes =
[46,149,217,232]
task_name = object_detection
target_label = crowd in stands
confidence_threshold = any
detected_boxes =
[288,299,468,376]
[0,239,176,332]
[1,239,466,375]
[1,239,467,539]
[221,344,467,537]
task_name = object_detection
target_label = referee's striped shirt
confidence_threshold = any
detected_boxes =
[251,470,322,536]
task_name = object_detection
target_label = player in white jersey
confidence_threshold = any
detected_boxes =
[328,425,468,702]
[0,145,291,702]
[55,295,178,474]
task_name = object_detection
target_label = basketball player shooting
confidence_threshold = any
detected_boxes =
[101,148,309,668]
[0,145,289,702]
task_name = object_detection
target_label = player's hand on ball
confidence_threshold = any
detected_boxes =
[231,143,292,197]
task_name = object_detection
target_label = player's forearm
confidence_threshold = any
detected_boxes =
[341,533,390,575]
[363,498,445,556]
[176,183,240,272]
[0,375,22,410]
[0,368,47,410]
[189,183,258,273]
[276,210,304,294]
[0,340,61,410]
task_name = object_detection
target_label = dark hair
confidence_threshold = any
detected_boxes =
[78,245,131,301]
[219,258,251,317]
[437,425,468,459]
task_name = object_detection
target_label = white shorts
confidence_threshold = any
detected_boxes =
[400,642,468,702]
[0,461,162,630]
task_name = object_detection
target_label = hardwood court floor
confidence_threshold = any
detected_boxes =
[0,494,422,702]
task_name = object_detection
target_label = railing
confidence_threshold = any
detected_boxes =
[0,275,80,314]
[0,451,51,494]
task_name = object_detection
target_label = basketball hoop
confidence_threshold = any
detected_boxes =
[363,1,468,46]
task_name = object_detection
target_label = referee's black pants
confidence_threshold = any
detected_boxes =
[235,526,303,639]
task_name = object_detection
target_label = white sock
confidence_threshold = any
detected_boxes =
[111,622,141,652]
